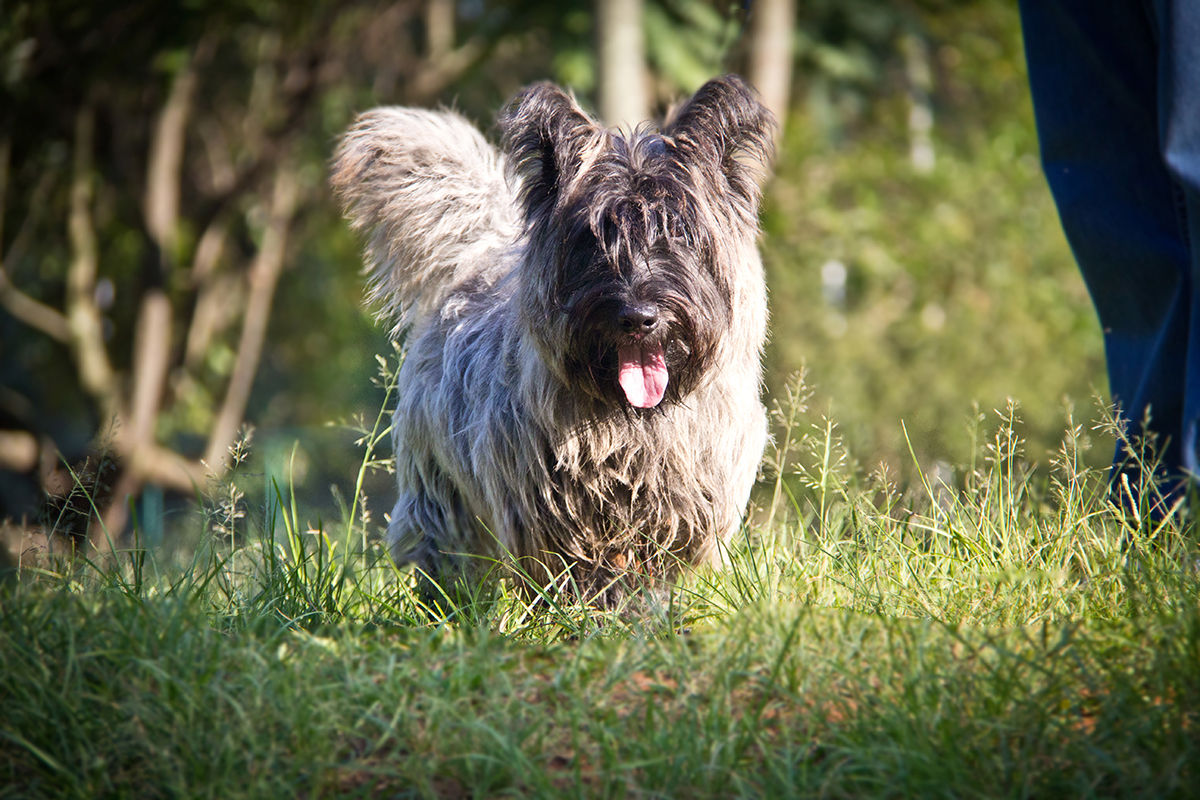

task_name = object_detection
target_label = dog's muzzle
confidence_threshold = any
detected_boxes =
[616,301,668,407]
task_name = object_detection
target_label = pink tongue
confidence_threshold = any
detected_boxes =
[617,343,669,408]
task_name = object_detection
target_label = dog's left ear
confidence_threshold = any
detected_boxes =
[500,83,603,224]
[664,75,776,205]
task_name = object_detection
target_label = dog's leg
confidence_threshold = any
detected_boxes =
[387,479,485,612]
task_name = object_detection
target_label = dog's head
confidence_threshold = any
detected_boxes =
[500,76,774,410]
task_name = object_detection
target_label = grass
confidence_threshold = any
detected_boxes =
[3,364,1199,799]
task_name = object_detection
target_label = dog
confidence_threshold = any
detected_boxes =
[332,75,774,608]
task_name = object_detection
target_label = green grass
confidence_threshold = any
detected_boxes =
[3,367,1199,799]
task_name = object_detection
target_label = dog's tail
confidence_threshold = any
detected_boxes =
[332,108,518,335]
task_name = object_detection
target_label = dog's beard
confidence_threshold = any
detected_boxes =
[558,292,722,412]
[617,341,668,407]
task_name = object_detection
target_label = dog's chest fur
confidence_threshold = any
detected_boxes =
[395,244,767,576]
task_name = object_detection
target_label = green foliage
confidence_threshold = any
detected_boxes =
[645,0,742,93]
[763,4,1106,473]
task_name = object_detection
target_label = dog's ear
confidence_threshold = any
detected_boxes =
[664,75,776,203]
[500,83,602,223]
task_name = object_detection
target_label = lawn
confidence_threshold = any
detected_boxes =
[3,371,1198,799]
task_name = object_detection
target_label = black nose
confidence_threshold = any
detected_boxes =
[617,301,660,335]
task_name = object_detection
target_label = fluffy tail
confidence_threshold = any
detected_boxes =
[331,108,517,335]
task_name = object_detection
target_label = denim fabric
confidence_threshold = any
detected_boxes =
[1019,0,1200,490]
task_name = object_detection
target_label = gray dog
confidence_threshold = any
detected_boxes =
[332,75,774,608]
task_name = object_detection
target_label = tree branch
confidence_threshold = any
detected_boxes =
[204,163,299,469]
[0,430,38,473]
[137,444,208,493]
[65,106,119,420]
[426,0,454,61]
[126,291,173,461]
[145,39,211,262]
[410,36,485,101]
[0,268,72,342]
[101,288,177,539]
[0,136,8,246]
[3,169,54,270]
[102,40,222,539]
[183,215,232,369]
[0,137,71,341]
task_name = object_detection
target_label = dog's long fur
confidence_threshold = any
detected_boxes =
[333,76,774,606]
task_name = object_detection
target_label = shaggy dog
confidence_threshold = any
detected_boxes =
[332,75,774,608]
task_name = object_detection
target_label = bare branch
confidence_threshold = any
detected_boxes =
[3,170,54,269]
[205,163,300,469]
[185,270,243,373]
[144,36,216,261]
[0,268,71,342]
[426,0,454,61]
[102,289,210,544]
[198,118,235,196]
[102,290,195,540]
[190,213,229,287]
[138,444,208,492]
[183,215,234,369]
[145,54,199,261]
[0,136,8,247]
[65,106,119,418]
[410,36,485,101]
[126,290,173,456]
[0,430,38,473]
[104,39,219,538]
[0,137,70,341]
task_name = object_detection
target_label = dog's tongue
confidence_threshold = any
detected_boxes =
[617,343,668,408]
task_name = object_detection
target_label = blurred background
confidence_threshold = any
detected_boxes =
[0,0,1107,553]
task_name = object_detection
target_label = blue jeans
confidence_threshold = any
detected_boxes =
[1019,1,1200,497]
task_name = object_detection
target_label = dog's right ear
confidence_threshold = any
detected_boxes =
[500,83,602,223]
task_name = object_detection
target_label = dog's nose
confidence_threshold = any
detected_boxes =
[618,301,660,335]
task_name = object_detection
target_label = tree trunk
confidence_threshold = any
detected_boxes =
[747,0,796,155]
[902,32,936,173]
[596,0,648,128]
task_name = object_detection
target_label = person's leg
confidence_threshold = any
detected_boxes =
[1155,2,1200,476]
[1019,0,1193,498]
